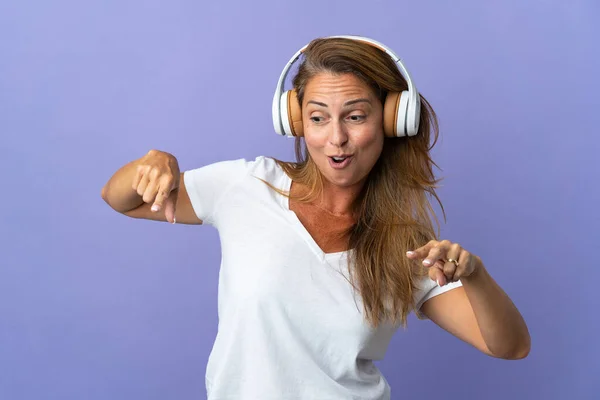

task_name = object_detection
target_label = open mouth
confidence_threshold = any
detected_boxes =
[328,155,353,168]
[331,156,349,164]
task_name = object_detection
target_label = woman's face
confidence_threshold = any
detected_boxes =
[302,72,384,189]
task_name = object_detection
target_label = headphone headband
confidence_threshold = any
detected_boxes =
[272,35,420,137]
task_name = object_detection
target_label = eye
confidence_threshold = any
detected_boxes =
[348,114,366,122]
[310,116,325,124]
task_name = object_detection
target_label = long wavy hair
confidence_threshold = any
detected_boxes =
[263,37,445,328]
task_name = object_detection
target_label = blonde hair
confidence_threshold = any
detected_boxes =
[262,37,445,328]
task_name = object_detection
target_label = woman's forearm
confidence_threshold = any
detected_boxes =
[461,264,531,359]
[101,158,146,213]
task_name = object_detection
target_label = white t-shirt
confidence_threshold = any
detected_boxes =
[184,155,462,400]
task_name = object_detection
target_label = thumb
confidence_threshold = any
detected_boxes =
[164,187,178,224]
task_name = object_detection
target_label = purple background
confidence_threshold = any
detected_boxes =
[1,1,598,399]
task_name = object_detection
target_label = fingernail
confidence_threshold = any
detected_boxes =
[151,205,159,212]
[423,259,432,266]
[436,279,441,287]
[406,251,415,257]
[172,217,176,225]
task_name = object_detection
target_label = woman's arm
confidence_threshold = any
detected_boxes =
[409,240,531,360]
[421,266,530,359]
[101,149,202,225]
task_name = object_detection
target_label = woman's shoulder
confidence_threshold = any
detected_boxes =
[199,155,282,174]
[193,155,292,192]
[246,155,290,181]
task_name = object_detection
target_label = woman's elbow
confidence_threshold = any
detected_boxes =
[494,335,531,360]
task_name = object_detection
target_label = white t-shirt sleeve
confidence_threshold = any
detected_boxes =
[183,158,251,226]
[413,277,463,320]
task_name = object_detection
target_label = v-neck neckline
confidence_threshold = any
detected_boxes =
[278,168,352,262]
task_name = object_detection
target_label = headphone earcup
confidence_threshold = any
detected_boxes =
[383,90,411,137]
[405,92,420,136]
[288,90,303,137]
[383,92,402,137]
[279,89,304,137]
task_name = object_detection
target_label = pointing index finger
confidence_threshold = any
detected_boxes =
[406,240,438,259]
[151,178,174,212]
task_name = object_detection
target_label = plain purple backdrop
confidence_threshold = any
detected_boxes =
[1,1,598,399]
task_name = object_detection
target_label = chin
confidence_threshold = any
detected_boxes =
[320,166,363,187]
[324,175,357,187]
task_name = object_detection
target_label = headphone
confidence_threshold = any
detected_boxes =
[272,35,421,138]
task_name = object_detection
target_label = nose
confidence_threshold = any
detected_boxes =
[328,119,348,147]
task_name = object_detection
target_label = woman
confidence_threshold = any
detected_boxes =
[101,36,530,399]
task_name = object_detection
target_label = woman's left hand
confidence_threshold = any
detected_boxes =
[406,240,483,286]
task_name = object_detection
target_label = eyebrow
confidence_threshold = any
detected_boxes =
[306,98,371,108]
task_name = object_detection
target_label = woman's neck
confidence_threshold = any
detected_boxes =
[312,179,365,217]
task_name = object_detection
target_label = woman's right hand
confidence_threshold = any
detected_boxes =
[131,149,181,222]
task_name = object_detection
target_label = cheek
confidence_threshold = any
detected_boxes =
[304,134,327,156]
[357,130,384,156]
[303,140,324,166]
